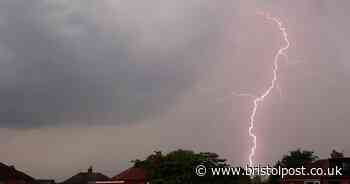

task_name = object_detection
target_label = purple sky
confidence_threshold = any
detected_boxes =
[0,0,349,181]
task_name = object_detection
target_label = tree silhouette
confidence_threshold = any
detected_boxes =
[268,149,319,184]
[280,149,318,168]
[133,149,251,184]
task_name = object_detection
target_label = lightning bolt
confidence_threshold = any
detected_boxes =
[237,12,291,167]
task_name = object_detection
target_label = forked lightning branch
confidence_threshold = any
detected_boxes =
[234,12,291,166]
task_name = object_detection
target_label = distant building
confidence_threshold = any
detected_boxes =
[36,179,55,184]
[91,167,149,184]
[61,167,110,184]
[282,157,350,184]
[111,167,149,184]
[0,162,38,184]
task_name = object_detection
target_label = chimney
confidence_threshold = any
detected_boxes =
[88,166,93,174]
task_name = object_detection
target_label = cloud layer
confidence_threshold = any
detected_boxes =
[0,0,224,128]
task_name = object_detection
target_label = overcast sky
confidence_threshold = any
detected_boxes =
[0,0,350,181]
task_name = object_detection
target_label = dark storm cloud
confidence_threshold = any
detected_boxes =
[0,0,221,128]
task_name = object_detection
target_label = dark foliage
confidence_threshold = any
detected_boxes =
[133,149,251,184]
[268,149,319,184]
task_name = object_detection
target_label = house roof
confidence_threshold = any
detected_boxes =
[61,168,110,184]
[37,179,56,184]
[307,159,330,170]
[112,167,147,181]
[0,162,38,184]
